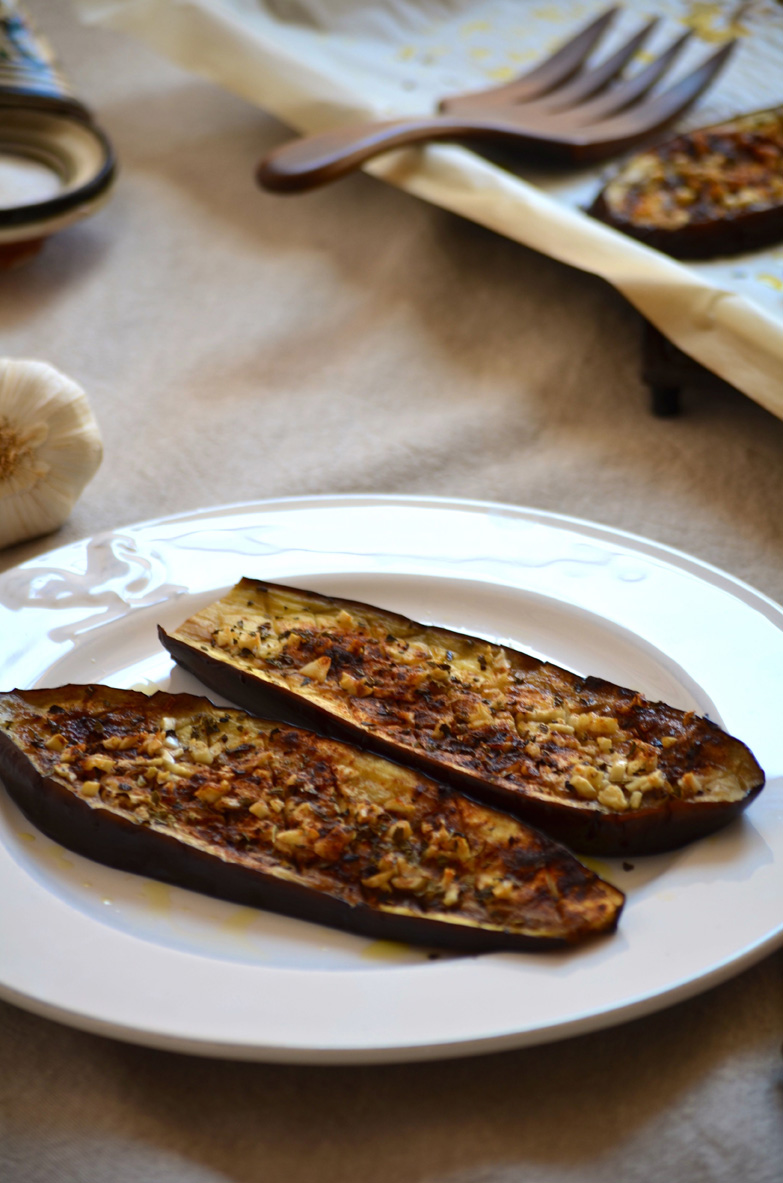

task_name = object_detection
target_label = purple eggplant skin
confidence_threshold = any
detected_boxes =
[0,685,625,952]
[159,580,765,857]
[589,188,783,259]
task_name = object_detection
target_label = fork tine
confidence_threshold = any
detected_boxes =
[438,6,618,113]
[257,17,738,190]
[582,41,737,156]
[534,16,661,111]
[563,30,693,125]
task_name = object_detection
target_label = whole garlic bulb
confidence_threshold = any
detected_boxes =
[0,359,103,549]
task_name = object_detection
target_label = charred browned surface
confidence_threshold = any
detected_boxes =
[0,685,624,950]
[590,107,783,258]
[160,580,764,854]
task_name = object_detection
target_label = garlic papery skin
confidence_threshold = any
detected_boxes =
[0,359,103,549]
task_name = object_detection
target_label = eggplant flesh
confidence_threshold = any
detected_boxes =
[0,685,624,951]
[159,580,764,856]
[589,107,783,259]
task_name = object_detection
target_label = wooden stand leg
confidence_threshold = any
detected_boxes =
[640,322,736,417]
[650,384,681,417]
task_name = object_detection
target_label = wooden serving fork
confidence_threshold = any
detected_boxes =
[257,7,736,193]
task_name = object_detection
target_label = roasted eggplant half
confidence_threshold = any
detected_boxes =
[589,106,783,258]
[160,580,764,855]
[0,685,624,951]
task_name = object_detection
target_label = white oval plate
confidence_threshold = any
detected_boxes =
[0,495,781,1063]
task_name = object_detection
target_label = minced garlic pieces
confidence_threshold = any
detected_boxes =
[339,671,372,697]
[569,775,598,801]
[597,784,629,812]
[189,584,752,819]
[608,758,628,784]
[558,740,679,813]
[572,713,619,737]
[187,739,215,765]
[298,655,331,682]
[32,698,545,919]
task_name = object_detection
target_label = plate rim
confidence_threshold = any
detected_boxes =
[10,492,783,619]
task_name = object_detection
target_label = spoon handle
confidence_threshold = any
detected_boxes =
[256,115,486,193]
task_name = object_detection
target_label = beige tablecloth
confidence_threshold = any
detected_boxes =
[1,3,781,1180]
